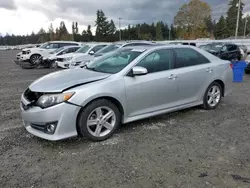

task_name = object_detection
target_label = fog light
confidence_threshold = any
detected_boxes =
[45,122,57,134]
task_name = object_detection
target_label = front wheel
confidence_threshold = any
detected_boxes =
[202,82,222,110]
[30,54,41,65]
[77,99,121,141]
[49,61,57,68]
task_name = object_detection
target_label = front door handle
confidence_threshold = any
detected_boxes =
[206,68,213,73]
[168,74,177,80]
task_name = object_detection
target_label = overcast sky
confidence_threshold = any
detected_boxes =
[0,0,250,35]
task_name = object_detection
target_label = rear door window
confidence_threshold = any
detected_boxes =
[174,48,210,68]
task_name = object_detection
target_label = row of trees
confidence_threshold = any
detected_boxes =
[0,0,249,45]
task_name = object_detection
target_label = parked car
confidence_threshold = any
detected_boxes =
[69,41,156,68]
[245,55,250,74]
[203,43,241,61]
[21,45,233,141]
[20,41,82,64]
[16,52,22,60]
[43,46,81,68]
[56,43,108,68]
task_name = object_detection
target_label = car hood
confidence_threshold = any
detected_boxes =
[56,53,83,59]
[72,54,93,63]
[29,69,111,93]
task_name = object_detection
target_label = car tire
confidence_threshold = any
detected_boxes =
[77,99,121,142]
[245,69,250,74]
[202,82,222,110]
[50,61,57,69]
[30,54,41,65]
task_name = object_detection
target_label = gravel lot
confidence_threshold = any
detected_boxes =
[1,50,250,188]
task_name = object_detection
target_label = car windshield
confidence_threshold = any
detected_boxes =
[203,44,223,52]
[39,42,49,49]
[86,48,144,74]
[50,47,64,54]
[75,45,91,53]
[94,44,122,56]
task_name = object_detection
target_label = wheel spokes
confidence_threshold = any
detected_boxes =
[95,107,103,119]
[87,106,116,138]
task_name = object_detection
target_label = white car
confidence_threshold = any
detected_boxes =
[20,41,82,64]
[56,43,108,68]
[42,46,81,67]
[69,41,156,69]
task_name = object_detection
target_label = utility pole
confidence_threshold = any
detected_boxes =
[244,17,248,38]
[235,0,241,39]
[119,17,122,41]
[169,27,171,40]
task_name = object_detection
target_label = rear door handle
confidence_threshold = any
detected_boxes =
[168,74,177,80]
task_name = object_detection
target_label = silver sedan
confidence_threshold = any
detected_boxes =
[21,45,233,141]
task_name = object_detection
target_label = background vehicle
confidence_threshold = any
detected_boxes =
[56,43,108,68]
[203,43,241,61]
[20,41,82,64]
[69,41,156,68]
[43,46,81,68]
[21,45,232,142]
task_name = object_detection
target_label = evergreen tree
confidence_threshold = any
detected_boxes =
[59,21,70,40]
[48,23,54,41]
[95,10,110,41]
[215,16,229,39]
[204,15,214,37]
[170,24,176,40]
[156,22,163,40]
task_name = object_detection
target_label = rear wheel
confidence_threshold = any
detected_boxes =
[202,82,222,110]
[77,99,121,141]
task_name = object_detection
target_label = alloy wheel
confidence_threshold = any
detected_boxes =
[87,106,116,137]
[30,55,41,64]
[207,85,221,107]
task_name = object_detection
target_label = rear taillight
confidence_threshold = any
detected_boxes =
[230,63,233,69]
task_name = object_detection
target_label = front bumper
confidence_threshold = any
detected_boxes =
[20,54,30,61]
[21,94,81,141]
[56,61,70,68]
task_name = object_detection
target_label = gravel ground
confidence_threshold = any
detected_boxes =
[0,50,250,188]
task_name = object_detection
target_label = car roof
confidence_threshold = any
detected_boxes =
[48,41,81,44]
[62,45,81,49]
[113,41,155,45]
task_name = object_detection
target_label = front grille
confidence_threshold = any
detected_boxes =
[30,123,45,131]
[24,88,43,103]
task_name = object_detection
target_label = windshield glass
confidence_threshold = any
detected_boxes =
[50,47,64,54]
[94,44,121,56]
[204,44,223,52]
[39,42,49,49]
[87,48,144,74]
[76,45,91,53]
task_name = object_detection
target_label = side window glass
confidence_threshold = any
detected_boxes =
[92,45,106,53]
[174,48,209,68]
[227,45,237,51]
[136,49,174,73]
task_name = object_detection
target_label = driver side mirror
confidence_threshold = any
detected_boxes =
[129,66,148,76]
[89,51,94,55]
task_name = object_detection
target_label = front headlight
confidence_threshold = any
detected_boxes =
[37,92,75,108]
[64,57,73,62]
